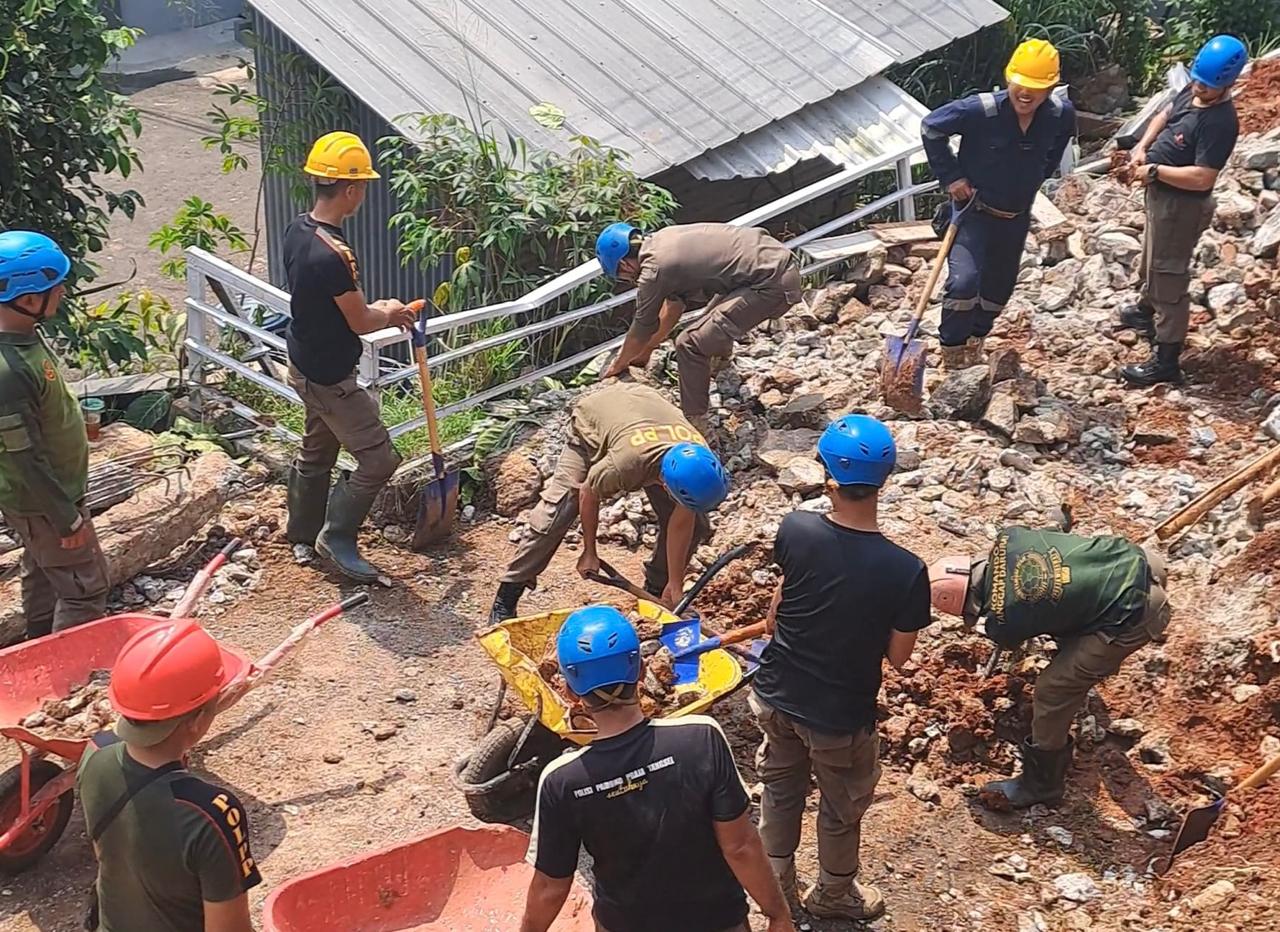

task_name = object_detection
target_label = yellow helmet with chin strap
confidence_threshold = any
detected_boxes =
[1006,39,1061,90]
[304,131,380,181]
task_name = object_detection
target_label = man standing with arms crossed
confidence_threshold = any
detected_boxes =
[750,415,930,922]
[1117,35,1245,386]
[283,131,418,581]
[521,605,795,932]
[0,231,110,640]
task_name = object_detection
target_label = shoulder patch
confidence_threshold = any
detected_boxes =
[169,778,261,887]
[315,227,360,287]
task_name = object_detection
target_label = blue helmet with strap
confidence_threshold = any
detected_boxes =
[596,222,638,279]
[661,442,730,513]
[1190,35,1247,89]
[0,231,71,304]
[817,414,896,487]
[556,605,642,700]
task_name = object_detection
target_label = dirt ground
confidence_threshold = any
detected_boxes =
[1235,58,1280,137]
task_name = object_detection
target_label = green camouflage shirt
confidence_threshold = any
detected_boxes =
[0,329,88,534]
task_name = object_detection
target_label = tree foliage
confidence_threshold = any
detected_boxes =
[0,0,144,283]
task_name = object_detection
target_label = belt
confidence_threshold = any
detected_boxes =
[977,202,1022,220]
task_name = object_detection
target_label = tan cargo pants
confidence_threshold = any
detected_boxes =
[1140,184,1215,344]
[748,690,880,879]
[287,365,401,495]
[4,506,110,639]
[1032,546,1171,750]
[500,436,709,593]
[674,263,802,418]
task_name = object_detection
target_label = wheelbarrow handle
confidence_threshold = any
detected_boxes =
[674,543,753,617]
[171,537,244,618]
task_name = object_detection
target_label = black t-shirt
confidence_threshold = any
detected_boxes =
[754,511,931,734]
[283,213,363,385]
[1147,86,1239,184]
[528,717,750,932]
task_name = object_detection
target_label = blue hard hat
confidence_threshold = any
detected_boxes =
[661,442,730,513]
[556,605,642,696]
[0,231,70,304]
[1190,35,1247,89]
[596,222,638,279]
[817,414,896,487]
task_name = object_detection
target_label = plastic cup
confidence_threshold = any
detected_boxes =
[81,398,105,441]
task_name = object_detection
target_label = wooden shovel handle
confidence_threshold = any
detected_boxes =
[1238,750,1280,793]
[1156,444,1280,541]
[715,620,769,647]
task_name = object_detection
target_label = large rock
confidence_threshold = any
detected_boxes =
[0,452,245,645]
[1039,259,1079,312]
[847,247,887,285]
[492,452,543,517]
[1014,404,1083,446]
[1094,230,1142,264]
[769,393,828,430]
[981,389,1020,438]
[987,347,1022,384]
[755,428,821,474]
[807,283,860,324]
[1251,206,1280,258]
[927,367,991,422]
[1078,253,1112,295]
[1213,192,1257,232]
[1207,282,1247,312]
[777,459,825,496]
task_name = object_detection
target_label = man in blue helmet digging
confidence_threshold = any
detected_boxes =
[520,605,795,932]
[0,231,110,640]
[594,222,801,431]
[490,382,730,623]
[749,415,930,922]
[1117,35,1245,386]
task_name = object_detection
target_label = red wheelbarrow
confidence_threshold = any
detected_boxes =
[0,543,369,872]
[263,824,594,931]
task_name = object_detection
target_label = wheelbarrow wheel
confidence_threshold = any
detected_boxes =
[457,717,565,824]
[0,759,75,873]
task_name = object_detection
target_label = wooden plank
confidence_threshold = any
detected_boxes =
[869,221,937,246]
[69,371,178,398]
[796,230,881,263]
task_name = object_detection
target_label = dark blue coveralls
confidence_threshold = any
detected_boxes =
[921,90,1076,347]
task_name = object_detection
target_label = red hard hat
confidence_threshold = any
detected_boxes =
[109,619,250,721]
[928,555,975,618]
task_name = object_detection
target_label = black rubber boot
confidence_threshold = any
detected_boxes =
[1117,304,1156,341]
[489,581,530,625]
[982,737,1073,809]
[286,466,331,555]
[315,478,381,582]
[1121,342,1183,387]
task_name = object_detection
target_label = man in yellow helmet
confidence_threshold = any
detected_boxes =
[283,132,417,581]
[921,40,1076,367]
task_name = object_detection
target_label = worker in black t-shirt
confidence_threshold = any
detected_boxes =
[750,414,930,923]
[521,605,794,932]
[1117,35,1245,386]
[282,132,418,581]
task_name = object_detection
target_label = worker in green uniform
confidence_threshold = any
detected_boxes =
[928,527,1170,808]
[0,231,110,640]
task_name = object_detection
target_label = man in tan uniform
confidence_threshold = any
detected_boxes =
[489,381,731,624]
[596,223,801,427]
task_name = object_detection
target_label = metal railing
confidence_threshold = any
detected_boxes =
[183,144,934,442]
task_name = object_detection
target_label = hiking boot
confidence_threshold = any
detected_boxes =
[981,736,1073,809]
[803,877,885,922]
[939,343,969,370]
[1117,304,1156,341]
[316,477,381,582]
[1121,342,1183,387]
[962,336,986,367]
[286,466,330,548]
[490,581,530,625]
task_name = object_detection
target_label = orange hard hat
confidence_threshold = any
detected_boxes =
[928,555,975,618]
[109,619,250,723]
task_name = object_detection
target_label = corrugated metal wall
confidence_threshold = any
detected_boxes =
[252,10,448,304]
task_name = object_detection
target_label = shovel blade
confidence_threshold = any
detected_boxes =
[659,617,704,687]
[411,467,460,548]
[880,335,927,411]
[1157,798,1226,875]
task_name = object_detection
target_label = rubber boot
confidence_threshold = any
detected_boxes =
[981,736,1073,809]
[802,870,885,922]
[962,336,986,367]
[315,477,381,582]
[1117,303,1156,341]
[490,581,530,625]
[1121,342,1183,387]
[286,466,331,565]
[939,343,969,370]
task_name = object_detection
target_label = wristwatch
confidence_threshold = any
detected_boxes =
[1147,164,1159,184]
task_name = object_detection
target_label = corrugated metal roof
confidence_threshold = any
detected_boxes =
[248,0,1007,179]
[685,76,929,180]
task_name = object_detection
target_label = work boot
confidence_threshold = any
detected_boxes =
[1121,342,1183,387]
[802,873,885,922]
[315,477,381,582]
[981,736,1073,809]
[286,466,331,565]
[962,336,986,367]
[1117,303,1156,341]
[490,581,530,625]
[939,343,968,370]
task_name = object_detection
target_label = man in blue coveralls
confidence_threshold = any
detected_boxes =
[921,39,1077,368]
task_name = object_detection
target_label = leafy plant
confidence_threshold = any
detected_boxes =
[49,290,186,375]
[1158,0,1280,72]
[150,197,249,279]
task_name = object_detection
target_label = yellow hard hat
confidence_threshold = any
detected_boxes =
[303,131,380,181]
[1006,39,1061,90]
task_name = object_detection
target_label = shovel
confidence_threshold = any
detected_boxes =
[880,196,974,412]
[585,559,653,604]
[1158,750,1280,874]
[408,301,460,547]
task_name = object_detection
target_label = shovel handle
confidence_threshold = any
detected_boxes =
[408,300,445,464]
[673,621,769,659]
[172,537,244,618]
[674,543,752,617]
[587,560,652,603]
[1237,750,1280,793]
